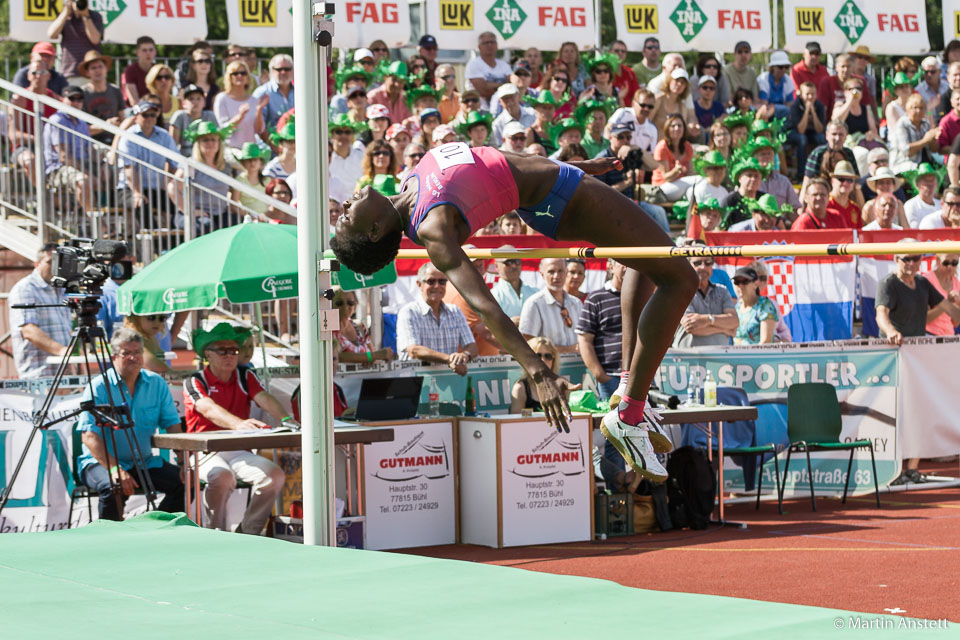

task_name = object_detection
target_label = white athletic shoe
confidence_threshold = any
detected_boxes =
[600,410,668,483]
[643,404,674,454]
[608,377,628,410]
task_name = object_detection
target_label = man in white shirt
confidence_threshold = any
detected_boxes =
[608,89,658,153]
[904,167,941,228]
[465,31,512,110]
[491,245,538,324]
[328,116,365,204]
[519,258,582,353]
[919,186,960,229]
[490,84,536,148]
[862,193,903,230]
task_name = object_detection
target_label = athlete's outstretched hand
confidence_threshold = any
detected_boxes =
[572,157,622,176]
[534,371,582,433]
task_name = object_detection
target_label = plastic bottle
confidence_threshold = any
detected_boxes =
[686,381,697,407]
[428,376,440,416]
[703,371,717,408]
[465,376,476,416]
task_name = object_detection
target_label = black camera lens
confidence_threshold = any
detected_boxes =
[75,0,88,10]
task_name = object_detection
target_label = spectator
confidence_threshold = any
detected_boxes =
[43,86,93,213]
[650,67,697,137]
[47,0,103,83]
[538,66,576,120]
[184,323,289,534]
[499,121,529,153]
[525,47,545,88]
[707,119,733,163]
[722,41,759,108]
[885,71,918,133]
[904,163,943,228]
[491,84,536,148]
[691,54,730,106]
[224,44,261,87]
[823,53,875,119]
[413,107,443,151]
[693,75,725,136]
[647,52,685,101]
[466,32,512,109]
[757,51,795,121]
[122,313,171,373]
[722,157,768,229]
[592,120,667,231]
[367,60,411,124]
[457,110,493,148]
[398,142,425,181]
[77,328,184,522]
[610,41,639,106]
[801,119,857,200]
[78,50,123,144]
[13,42,67,95]
[692,151,729,207]
[185,45,220,111]
[214,61,262,155]
[917,56,947,115]
[396,263,478,373]
[170,120,233,232]
[936,62,960,122]
[792,177,848,230]
[121,36,156,106]
[491,247,537,323]
[8,243,70,378]
[231,142,269,220]
[145,63,179,123]
[860,148,905,202]
[435,64,460,123]
[672,254,737,347]
[850,45,877,101]
[366,103,392,145]
[938,89,960,153]
[265,122,297,180]
[632,37,662,89]
[523,92,559,154]
[923,253,960,335]
[826,161,862,228]
[728,87,758,120]
[564,258,587,302]
[876,241,960,485]
[577,98,613,158]
[649,113,695,203]
[832,77,879,143]
[546,118,584,160]
[431,124,457,146]
[443,250,502,356]
[8,60,59,186]
[891,94,940,173]
[577,260,627,400]
[555,41,588,96]
[686,197,724,241]
[169,84,216,157]
[117,98,179,231]
[862,168,907,228]
[385,123,412,159]
[724,111,752,148]
[750,260,793,342]
[173,41,210,87]
[790,41,830,101]
[264,178,296,224]
[732,266,778,345]
[417,34,439,85]
[369,40,390,64]
[96,266,129,340]
[449,88,483,130]
[509,337,562,413]
[919,186,960,229]
[581,52,621,106]
[355,139,399,193]
[328,114,365,204]
[943,41,960,85]
[491,61,537,117]
[406,54,430,90]
[519,258,582,352]
[330,64,372,120]
[331,287,394,364]
[750,137,801,216]
[252,54,296,131]
[862,192,903,230]
[729,194,781,231]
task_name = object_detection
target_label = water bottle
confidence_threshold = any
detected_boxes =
[703,371,717,408]
[686,382,697,407]
[428,376,440,416]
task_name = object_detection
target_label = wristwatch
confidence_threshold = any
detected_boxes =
[708,314,715,325]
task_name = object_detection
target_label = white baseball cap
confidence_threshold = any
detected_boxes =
[768,51,790,67]
[503,121,526,138]
[670,67,689,81]
[354,47,374,62]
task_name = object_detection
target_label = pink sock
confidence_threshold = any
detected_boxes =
[618,394,646,425]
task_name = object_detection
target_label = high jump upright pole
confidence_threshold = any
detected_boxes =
[294,0,337,546]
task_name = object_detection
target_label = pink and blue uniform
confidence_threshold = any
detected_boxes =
[399,142,584,243]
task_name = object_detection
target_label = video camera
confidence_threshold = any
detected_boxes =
[620,148,647,173]
[51,238,132,293]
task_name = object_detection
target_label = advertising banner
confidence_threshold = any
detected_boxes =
[897,337,960,459]
[426,0,595,51]
[612,0,771,54]
[225,0,294,49]
[658,343,900,496]
[783,0,929,55]
[944,0,960,46]
[361,419,456,550]
[336,0,411,49]
[7,0,62,43]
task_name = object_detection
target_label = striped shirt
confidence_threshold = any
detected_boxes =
[576,282,622,373]
[8,270,71,378]
[519,288,582,348]
[396,297,475,360]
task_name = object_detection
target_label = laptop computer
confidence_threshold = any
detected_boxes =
[351,376,424,422]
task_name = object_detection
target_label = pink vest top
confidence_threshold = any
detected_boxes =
[401,143,519,245]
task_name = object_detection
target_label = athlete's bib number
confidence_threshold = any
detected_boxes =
[430,142,475,172]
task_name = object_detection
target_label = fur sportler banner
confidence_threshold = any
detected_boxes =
[783,0,929,55]
[426,0,595,51]
[612,0,770,54]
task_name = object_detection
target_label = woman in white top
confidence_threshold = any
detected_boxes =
[213,61,265,156]
[884,72,916,132]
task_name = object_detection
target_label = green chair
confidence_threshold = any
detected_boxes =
[418,402,463,417]
[722,443,783,514]
[779,383,880,511]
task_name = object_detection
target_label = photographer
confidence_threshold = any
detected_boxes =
[592,121,668,233]
[46,0,104,84]
[77,328,184,522]
[8,244,71,378]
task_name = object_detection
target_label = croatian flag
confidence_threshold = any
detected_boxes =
[708,230,857,342]
[859,229,960,337]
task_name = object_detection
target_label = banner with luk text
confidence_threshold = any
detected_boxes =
[336,0,411,49]
[225,0,294,48]
[0,391,81,534]
[427,0,595,51]
[7,0,62,43]
[783,0,928,55]
[944,0,960,47]
[612,0,770,54]
[659,343,899,495]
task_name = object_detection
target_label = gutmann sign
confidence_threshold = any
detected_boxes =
[372,430,451,482]
[509,430,586,478]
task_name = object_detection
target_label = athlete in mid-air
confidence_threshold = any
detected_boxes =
[332,143,697,481]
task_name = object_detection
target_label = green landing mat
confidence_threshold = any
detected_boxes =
[0,513,954,639]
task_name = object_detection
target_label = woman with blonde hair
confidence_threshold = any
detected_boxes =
[331,287,395,364]
[145,63,179,123]
[510,337,562,413]
[213,60,265,155]
[170,121,234,232]
[123,314,171,373]
[650,67,699,139]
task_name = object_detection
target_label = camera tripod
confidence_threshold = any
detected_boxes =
[0,294,157,519]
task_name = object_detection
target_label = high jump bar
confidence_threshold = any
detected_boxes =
[388,241,960,260]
